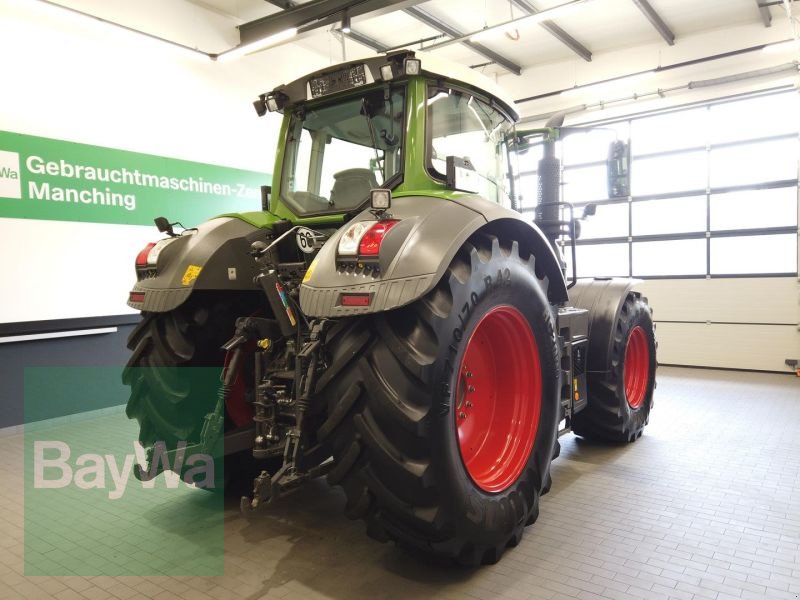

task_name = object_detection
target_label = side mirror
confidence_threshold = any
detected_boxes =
[261,185,272,212]
[445,156,479,194]
[582,203,597,218]
[607,140,630,198]
[154,216,176,237]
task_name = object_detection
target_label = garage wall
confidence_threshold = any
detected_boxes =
[636,278,798,372]
[0,0,328,427]
[0,0,286,171]
[0,0,334,322]
[0,2,267,324]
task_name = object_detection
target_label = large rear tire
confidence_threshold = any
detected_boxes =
[572,293,656,443]
[122,292,269,494]
[316,235,561,565]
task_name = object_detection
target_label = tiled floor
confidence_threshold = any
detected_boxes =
[1,367,798,600]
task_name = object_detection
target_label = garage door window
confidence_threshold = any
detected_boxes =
[514,89,799,278]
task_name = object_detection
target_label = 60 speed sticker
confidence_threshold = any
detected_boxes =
[296,227,316,254]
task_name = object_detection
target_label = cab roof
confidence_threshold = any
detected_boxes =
[261,50,520,122]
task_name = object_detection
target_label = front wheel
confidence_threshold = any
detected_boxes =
[316,235,561,565]
[572,293,657,443]
[122,292,277,494]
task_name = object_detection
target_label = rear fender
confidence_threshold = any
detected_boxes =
[300,194,568,318]
[568,278,641,374]
[128,217,265,313]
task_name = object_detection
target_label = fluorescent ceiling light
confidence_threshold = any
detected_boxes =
[217,27,298,62]
[560,71,656,97]
[470,0,586,42]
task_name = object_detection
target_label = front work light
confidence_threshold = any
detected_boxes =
[404,57,421,75]
[380,63,395,81]
[370,188,391,210]
[264,92,288,112]
[253,96,267,117]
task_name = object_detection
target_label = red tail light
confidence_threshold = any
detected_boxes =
[135,238,177,268]
[358,220,399,256]
[135,242,157,267]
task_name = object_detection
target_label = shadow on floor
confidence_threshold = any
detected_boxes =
[223,479,478,600]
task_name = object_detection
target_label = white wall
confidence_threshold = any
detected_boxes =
[0,0,329,323]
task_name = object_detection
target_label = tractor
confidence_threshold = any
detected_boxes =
[123,50,657,566]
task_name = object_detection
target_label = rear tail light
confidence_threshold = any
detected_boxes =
[358,220,399,256]
[135,243,157,267]
[338,219,399,258]
[337,222,373,256]
[135,238,176,269]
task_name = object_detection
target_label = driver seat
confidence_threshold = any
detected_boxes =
[329,168,378,209]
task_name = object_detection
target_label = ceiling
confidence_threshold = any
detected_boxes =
[35,0,799,119]
[49,0,791,72]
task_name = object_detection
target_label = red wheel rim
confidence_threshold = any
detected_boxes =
[623,325,650,409]
[455,305,541,493]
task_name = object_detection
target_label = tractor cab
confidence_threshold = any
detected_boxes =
[254,50,520,220]
[253,49,629,276]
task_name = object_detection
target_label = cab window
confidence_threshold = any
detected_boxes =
[427,86,514,205]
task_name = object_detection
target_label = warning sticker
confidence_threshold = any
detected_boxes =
[302,256,318,284]
[181,265,203,286]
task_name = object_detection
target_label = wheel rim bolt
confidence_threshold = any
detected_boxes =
[459,411,466,419]
[467,385,476,393]
[465,401,473,408]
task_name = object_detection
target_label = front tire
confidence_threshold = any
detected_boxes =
[316,235,561,565]
[572,293,657,443]
[122,292,270,493]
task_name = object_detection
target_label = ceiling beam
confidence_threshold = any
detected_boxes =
[510,0,592,62]
[404,6,522,75]
[241,0,427,46]
[756,0,772,26]
[631,0,675,46]
[342,29,389,52]
[265,0,295,8]
[264,0,388,51]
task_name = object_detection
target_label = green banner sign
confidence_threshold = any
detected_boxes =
[0,130,270,226]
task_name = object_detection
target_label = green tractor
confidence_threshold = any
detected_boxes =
[123,50,657,565]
